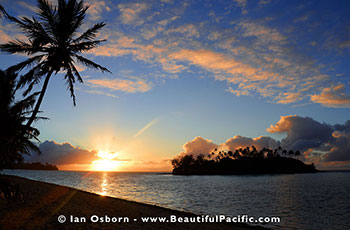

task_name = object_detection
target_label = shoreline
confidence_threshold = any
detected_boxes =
[0,175,266,230]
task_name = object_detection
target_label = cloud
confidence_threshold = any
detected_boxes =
[80,3,344,108]
[234,0,248,15]
[275,92,302,104]
[90,34,185,74]
[127,159,172,172]
[83,89,119,98]
[225,135,279,151]
[237,21,287,44]
[208,31,221,41]
[294,14,310,23]
[267,115,350,163]
[310,84,350,108]
[180,136,218,157]
[118,3,148,25]
[87,78,152,93]
[324,128,350,162]
[18,1,36,12]
[310,41,317,46]
[26,140,168,171]
[322,121,350,162]
[26,141,97,165]
[267,115,334,151]
[258,0,272,5]
[160,0,174,3]
[169,49,266,80]
[168,49,295,101]
[0,20,16,43]
[339,40,350,49]
[86,0,111,21]
[227,87,250,96]
[165,24,200,38]
[140,16,179,40]
[0,28,11,43]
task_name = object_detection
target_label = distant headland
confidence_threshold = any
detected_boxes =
[4,162,58,171]
[172,146,318,175]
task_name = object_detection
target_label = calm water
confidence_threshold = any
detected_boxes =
[3,170,350,230]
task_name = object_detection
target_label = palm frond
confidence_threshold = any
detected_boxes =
[75,54,111,73]
[64,67,77,106]
[70,39,105,52]
[37,0,57,37]
[33,116,49,121]
[73,22,106,43]
[7,55,45,73]
[70,62,83,83]
[11,92,39,115]
[55,0,88,42]
[15,16,53,45]
[15,61,46,93]
[22,139,41,154]
[0,40,42,55]
[1,7,52,46]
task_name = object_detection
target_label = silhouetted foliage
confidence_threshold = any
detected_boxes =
[0,4,4,18]
[5,162,58,170]
[172,146,318,175]
[0,175,24,203]
[0,0,110,127]
[0,70,45,170]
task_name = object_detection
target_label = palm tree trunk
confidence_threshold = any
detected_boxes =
[26,70,54,127]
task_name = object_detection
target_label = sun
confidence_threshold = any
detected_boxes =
[91,151,121,171]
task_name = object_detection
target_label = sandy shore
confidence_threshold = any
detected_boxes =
[0,175,266,230]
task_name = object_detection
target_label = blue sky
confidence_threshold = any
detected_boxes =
[0,0,349,171]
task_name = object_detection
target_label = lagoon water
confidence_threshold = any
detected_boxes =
[3,170,350,230]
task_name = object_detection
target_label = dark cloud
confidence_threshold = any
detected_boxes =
[268,115,350,162]
[324,121,350,162]
[267,115,334,151]
[26,141,97,165]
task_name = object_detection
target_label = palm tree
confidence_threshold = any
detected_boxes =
[0,69,43,170]
[0,0,110,127]
[288,150,295,157]
[282,149,287,156]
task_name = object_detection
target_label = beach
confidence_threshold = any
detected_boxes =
[0,175,263,230]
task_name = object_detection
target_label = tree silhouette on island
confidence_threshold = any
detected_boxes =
[172,146,318,175]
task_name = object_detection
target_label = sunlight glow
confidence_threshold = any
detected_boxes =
[91,151,121,171]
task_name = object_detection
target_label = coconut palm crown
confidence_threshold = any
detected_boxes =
[0,0,110,127]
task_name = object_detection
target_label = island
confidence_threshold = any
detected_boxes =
[172,146,318,175]
[4,162,58,170]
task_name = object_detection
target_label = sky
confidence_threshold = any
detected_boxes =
[0,0,349,171]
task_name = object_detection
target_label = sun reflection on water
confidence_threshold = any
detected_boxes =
[100,172,108,196]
